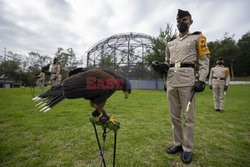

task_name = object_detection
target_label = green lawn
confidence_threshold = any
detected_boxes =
[0,86,249,167]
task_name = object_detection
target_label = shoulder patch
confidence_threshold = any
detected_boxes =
[225,68,230,77]
[167,39,176,45]
[197,34,210,58]
[169,36,177,41]
[191,31,201,35]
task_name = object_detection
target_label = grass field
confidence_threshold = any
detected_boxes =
[0,85,250,167]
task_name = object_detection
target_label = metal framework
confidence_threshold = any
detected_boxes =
[86,32,155,78]
[87,32,154,66]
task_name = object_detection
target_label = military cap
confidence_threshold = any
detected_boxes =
[177,9,191,19]
[53,58,58,64]
[216,57,224,64]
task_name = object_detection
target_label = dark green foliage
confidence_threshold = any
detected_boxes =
[54,48,79,79]
[145,24,177,65]
[207,32,250,77]
[99,53,114,68]
[235,32,250,76]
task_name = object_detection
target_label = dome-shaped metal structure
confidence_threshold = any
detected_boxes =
[87,32,154,66]
[86,32,155,78]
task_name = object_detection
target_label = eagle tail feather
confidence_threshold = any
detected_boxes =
[33,85,65,111]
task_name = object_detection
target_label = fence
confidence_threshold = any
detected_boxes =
[129,78,164,90]
[129,79,250,90]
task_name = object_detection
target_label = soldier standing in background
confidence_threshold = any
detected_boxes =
[209,57,230,112]
[36,69,45,91]
[50,58,61,87]
[164,9,210,164]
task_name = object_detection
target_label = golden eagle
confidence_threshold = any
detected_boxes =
[32,67,131,118]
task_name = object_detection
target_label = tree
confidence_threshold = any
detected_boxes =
[99,53,114,68]
[0,51,22,80]
[207,33,238,78]
[23,52,52,86]
[0,60,20,78]
[27,52,51,69]
[235,32,250,76]
[145,23,177,64]
[55,48,79,79]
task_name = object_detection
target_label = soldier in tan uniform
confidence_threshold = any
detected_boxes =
[209,57,230,112]
[159,9,210,164]
[50,58,62,87]
[36,70,45,91]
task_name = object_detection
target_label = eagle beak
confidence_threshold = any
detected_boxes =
[124,91,129,99]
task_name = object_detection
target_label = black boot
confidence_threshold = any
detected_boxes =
[166,145,183,154]
[181,151,192,164]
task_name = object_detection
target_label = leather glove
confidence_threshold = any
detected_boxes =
[164,84,167,92]
[151,61,169,74]
[209,85,212,89]
[151,61,159,71]
[224,85,228,91]
[192,81,206,92]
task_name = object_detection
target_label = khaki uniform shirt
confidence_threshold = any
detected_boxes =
[165,32,210,88]
[51,64,61,75]
[209,65,230,86]
[38,72,45,81]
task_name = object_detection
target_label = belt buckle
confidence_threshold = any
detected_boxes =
[175,61,181,68]
[217,77,220,80]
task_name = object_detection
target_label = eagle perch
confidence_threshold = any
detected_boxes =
[32,67,131,118]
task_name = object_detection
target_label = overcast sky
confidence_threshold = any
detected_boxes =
[0,0,250,64]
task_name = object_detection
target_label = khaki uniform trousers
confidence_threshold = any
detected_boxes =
[37,79,44,91]
[50,74,62,87]
[167,86,195,152]
[212,85,225,110]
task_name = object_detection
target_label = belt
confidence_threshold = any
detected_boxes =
[170,63,195,68]
[51,73,56,74]
[213,77,225,80]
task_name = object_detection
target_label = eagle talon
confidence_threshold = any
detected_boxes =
[109,117,117,124]
[100,115,109,124]
[92,110,101,117]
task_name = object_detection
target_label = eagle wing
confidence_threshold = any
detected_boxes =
[62,69,117,104]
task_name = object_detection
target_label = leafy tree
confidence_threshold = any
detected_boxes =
[0,51,22,80]
[27,52,51,69]
[55,48,79,79]
[145,23,177,64]
[99,53,114,68]
[24,52,52,86]
[207,33,238,78]
[0,60,20,78]
[208,33,237,66]
[235,32,250,76]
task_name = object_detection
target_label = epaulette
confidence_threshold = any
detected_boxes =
[169,36,177,41]
[190,31,202,35]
